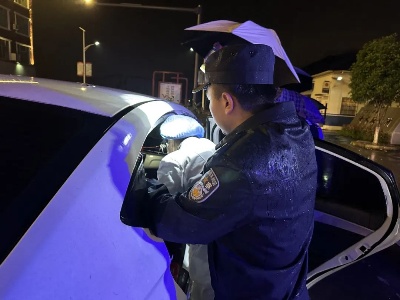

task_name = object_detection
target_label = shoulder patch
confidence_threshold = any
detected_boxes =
[188,168,220,203]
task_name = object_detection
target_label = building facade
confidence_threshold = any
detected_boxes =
[305,70,359,129]
[0,0,34,76]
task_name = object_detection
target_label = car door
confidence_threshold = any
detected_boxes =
[204,117,400,293]
[307,138,400,293]
[0,98,193,300]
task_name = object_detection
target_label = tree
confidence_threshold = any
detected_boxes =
[349,33,400,144]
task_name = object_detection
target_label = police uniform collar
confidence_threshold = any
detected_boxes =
[215,101,297,150]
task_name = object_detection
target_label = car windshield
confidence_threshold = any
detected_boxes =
[0,96,111,263]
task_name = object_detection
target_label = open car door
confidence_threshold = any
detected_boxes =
[307,139,400,296]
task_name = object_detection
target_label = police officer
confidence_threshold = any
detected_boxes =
[157,114,216,300]
[157,114,215,195]
[121,43,317,299]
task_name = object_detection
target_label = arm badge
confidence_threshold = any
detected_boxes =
[188,168,220,203]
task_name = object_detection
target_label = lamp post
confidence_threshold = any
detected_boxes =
[82,1,202,102]
[79,26,100,85]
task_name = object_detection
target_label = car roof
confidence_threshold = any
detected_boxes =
[0,75,159,117]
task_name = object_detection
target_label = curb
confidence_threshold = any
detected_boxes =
[350,140,400,151]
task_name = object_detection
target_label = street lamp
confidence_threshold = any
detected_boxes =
[79,26,100,85]
[81,1,202,102]
[85,41,100,51]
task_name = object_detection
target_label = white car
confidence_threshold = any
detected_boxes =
[0,75,399,299]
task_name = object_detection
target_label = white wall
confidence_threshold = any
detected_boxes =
[311,71,353,115]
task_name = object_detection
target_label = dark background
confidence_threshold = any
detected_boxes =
[32,0,400,96]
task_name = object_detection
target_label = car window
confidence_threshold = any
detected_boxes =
[141,121,166,155]
[0,96,111,264]
[141,114,174,179]
[141,112,205,179]
[315,149,386,231]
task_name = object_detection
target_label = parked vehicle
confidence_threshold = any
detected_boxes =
[0,75,399,299]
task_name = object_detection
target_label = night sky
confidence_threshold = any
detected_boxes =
[32,0,400,96]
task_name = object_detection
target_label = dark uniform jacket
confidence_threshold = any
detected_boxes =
[144,101,317,300]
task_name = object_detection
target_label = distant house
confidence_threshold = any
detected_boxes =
[302,53,358,129]
[307,70,360,130]
[0,0,35,76]
[301,53,400,138]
